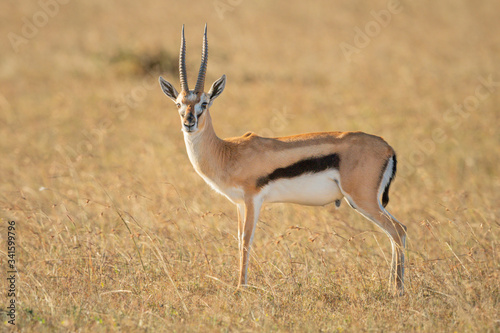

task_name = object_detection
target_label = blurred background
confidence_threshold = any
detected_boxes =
[0,0,499,331]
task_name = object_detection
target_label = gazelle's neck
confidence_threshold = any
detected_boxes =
[183,111,228,180]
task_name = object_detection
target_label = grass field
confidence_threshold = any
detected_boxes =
[1,0,499,331]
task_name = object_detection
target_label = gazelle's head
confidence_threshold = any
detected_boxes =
[159,25,226,134]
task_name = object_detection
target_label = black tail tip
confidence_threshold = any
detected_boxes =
[382,188,390,207]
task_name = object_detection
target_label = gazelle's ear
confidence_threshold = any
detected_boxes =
[208,74,226,101]
[159,76,179,102]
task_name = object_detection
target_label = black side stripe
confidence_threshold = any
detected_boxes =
[256,153,340,188]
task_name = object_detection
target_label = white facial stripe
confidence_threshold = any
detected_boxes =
[195,102,206,115]
[178,104,187,115]
[195,94,209,115]
[175,94,183,105]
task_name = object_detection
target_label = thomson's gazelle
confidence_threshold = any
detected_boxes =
[159,25,407,294]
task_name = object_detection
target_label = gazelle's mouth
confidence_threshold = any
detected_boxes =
[183,125,197,133]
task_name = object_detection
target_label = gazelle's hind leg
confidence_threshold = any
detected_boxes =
[362,205,406,293]
[342,191,407,294]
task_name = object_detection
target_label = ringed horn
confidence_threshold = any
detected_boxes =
[178,24,208,94]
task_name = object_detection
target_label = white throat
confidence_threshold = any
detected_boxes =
[183,130,204,171]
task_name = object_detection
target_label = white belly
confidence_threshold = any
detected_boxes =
[261,170,343,206]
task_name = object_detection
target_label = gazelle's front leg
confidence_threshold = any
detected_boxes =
[237,196,262,287]
[236,203,244,267]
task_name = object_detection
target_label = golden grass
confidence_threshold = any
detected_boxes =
[1,0,499,331]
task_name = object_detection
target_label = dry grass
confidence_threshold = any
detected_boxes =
[1,0,499,331]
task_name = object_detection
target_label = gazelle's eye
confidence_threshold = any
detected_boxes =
[176,103,181,108]
[201,102,208,109]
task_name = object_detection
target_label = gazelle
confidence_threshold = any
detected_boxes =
[159,25,407,294]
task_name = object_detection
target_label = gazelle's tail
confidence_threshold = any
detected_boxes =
[381,155,397,208]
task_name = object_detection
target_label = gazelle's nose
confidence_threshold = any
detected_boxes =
[184,113,195,126]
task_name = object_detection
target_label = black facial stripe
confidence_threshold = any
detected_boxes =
[256,153,340,188]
